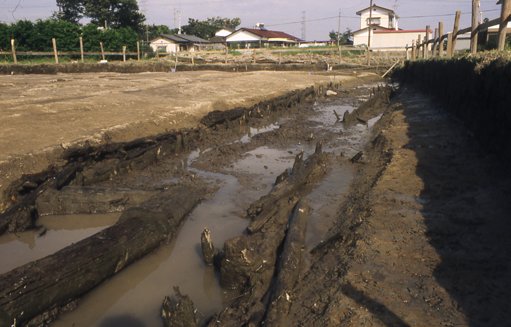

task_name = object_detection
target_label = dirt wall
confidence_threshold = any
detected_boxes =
[393,56,511,161]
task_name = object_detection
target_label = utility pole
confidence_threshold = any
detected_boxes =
[367,0,373,65]
[471,0,480,54]
[301,11,307,41]
[337,9,341,47]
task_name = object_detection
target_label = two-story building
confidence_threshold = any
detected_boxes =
[352,4,431,51]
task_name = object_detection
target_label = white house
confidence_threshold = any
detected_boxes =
[215,28,234,37]
[353,4,431,51]
[226,27,301,48]
[150,34,209,53]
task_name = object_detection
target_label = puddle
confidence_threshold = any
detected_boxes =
[0,213,119,275]
[239,123,280,144]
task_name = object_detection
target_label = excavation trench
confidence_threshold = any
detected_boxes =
[0,79,388,326]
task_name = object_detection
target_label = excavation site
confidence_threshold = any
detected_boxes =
[1,57,510,327]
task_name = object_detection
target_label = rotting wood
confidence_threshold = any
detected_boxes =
[208,147,327,326]
[0,184,205,326]
[264,201,310,326]
[201,228,215,266]
[161,287,199,327]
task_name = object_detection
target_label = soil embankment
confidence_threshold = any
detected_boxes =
[393,56,511,161]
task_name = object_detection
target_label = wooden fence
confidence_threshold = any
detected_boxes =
[405,0,510,60]
[1,37,142,64]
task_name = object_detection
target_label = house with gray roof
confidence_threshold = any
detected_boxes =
[150,34,210,53]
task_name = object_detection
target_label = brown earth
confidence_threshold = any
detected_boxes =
[287,88,511,326]
[0,70,375,209]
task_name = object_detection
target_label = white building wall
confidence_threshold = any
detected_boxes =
[215,29,232,37]
[359,8,392,29]
[150,38,179,53]
[371,31,430,50]
[353,29,369,46]
[226,31,262,43]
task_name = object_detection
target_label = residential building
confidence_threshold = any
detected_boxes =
[226,27,301,48]
[150,34,209,53]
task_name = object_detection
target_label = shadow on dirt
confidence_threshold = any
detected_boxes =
[401,91,511,327]
[341,283,411,327]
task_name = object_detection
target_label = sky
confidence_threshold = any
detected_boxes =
[0,0,503,40]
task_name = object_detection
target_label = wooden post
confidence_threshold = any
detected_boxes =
[452,11,461,56]
[405,44,409,60]
[279,52,282,65]
[447,32,454,58]
[136,41,140,61]
[100,42,105,60]
[191,52,195,66]
[432,28,438,57]
[10,39,17,64]
[424,25,430,59]
[411,40,416,60]
[52,38,59,64]
[338,44,342,64]
[175,52,178,68]
[471,0,480,54]
[122,46,126,62]
[498,0,511,50]
[438,22,444,57]
[417,34,422,59]
[225,45,228,64]
[79,36,84,63]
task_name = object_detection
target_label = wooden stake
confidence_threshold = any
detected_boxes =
[411,40,416,60]
[417,34,422,59]
[79,37,84,63]
[122,46,126,62]
[498,0,511,50]
[447,32,454,58]
[137,41,140,61]
[438,22,444,57]
[52,38,59,64]
[191,52,195,66]
[405,44,410,60]
[452,11,461,56]
[225,45,228,64]
[424,25,430,59]
[100,42,105,60]
[471,0,480,54]
[432,28,438,57]
[10,39,17,64]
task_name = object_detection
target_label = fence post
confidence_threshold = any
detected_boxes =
[432,28,438,57]
[438,22,444,57]
[471,0,480,54]
[411,40,416,60]
[11,39,17,64]
[452,11,461,56]
[498,0,511,50]
[417,34,422,59]
[79,36,84,63]
[191,52,195,66]
[424,25,430,59]
[447,32,454,58]
[122,45,126,62]
[137,41,140,61]
[100,42,105,60]
[52,38,59,64]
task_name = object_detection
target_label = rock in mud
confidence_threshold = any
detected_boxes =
[161,287,199,327]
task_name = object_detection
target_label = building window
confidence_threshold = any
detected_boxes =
[157,46,167,52]
[366,17,381,26]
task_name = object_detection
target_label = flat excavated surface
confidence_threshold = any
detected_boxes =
[0,70,361,202]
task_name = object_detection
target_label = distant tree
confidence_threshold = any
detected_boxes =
[83,0,145,31]
[145,24,172,41]
[0,23,10,51]
[181,17,241,39]
[54,0,84,23]
[329,28,352,44]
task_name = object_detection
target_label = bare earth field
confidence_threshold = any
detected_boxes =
[0,70,367,205]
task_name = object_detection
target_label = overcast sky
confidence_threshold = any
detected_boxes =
[0,0,503,40]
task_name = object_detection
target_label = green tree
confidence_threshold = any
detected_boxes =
[145,24,172,41]
[181,17,240,39]
[54,0,84,23]
[0,23,11,51]
[329,28,352,44]
[83,0,145,31]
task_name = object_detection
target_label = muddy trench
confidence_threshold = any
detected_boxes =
[0,79,391,326]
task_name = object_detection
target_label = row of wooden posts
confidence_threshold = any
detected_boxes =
[7,37,142,64]
[406,0,511,60]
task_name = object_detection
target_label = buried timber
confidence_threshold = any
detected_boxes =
[0,78,391,326]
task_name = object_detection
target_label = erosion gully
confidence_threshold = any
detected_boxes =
[0,81,384,327]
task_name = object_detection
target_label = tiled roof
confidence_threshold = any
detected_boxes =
[239,28,302,42]
[159,34,210,44]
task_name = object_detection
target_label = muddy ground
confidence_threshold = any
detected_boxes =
[1,66,509,327]
[0,70,375,210]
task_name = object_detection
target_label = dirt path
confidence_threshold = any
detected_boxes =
[287,88,511,326]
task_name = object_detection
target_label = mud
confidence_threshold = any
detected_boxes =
[0,72,389,326]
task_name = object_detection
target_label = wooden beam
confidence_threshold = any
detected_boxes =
[100,42,105,60]
[136,41,140,61]
[471,0,480,54]
[498,0,511,50]
[447,32,454,58]
[122,45,126,62]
